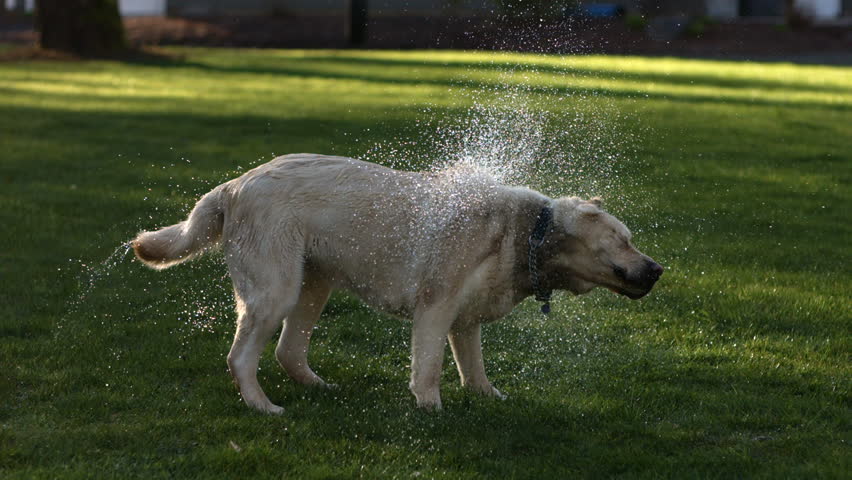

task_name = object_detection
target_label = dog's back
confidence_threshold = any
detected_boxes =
[134,154,525,312]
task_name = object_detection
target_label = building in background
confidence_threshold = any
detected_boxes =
[707,0,845,19]
[163,0,851,21]
[3,0,167,16]
[120,0,167,16]
[165,0,491,16]
[3,0,850,20]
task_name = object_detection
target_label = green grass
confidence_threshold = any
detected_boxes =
[1,48,850,478]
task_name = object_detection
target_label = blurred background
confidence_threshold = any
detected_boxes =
[1,0,850,61]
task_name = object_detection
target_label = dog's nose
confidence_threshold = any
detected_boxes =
[646,261,664,281]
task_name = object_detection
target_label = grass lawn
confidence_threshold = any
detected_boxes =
[1,48,850,478]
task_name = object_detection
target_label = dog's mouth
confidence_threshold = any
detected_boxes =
[607,286,651,300]
[607,262,663,300]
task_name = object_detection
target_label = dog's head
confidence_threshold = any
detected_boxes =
[541,197,663,299]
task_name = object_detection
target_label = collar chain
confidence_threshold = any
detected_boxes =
[528,205,553,314]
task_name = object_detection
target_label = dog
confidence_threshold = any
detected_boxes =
[133,154,663,413]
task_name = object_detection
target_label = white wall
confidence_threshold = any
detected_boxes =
[4,0,166,16]
[4,0,35,11]
[119,0,166,16]
[706,0,739,19]
[796,0,842,18]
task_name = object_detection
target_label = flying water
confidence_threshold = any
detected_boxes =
[363,63,644,205]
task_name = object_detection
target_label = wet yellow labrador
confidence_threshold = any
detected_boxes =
[133,154,663,414]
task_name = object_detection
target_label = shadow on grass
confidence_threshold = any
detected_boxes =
[127,54,852,112]
[291,54,852,95]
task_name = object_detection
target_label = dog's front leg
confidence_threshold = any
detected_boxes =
[409,302,457,410]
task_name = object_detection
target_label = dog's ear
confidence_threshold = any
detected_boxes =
[553,196,599,234]
[576,203,600,216]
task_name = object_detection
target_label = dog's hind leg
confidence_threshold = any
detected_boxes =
[226,245,304,415]
[275,273,331,387]
[449,323,506,400]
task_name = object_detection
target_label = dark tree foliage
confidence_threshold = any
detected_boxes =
[36,0,127,56]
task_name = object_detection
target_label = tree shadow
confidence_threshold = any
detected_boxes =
[127,53,852,113]
[291,54,852,95]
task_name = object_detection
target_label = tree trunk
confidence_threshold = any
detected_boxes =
[345,0,368,46]
[36,0,127,56]
[785,0,812,28]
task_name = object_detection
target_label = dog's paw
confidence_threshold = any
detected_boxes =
[413,391,443,411]
[491,386,508,401]
[245,397,285,415]
[465,382,507,400]
[416,399,443,411]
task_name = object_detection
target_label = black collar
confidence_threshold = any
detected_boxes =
[528,205,553,314]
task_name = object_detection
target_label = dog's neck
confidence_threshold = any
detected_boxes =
[527,204,554,313]
[511,196,553,304]
[511,196,589,308]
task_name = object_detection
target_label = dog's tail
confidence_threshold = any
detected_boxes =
[132,185,226,270]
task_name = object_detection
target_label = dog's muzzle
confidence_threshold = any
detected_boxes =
[613,260,664,299]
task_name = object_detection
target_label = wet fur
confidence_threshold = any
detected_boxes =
[133,154,661,413]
